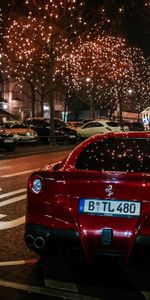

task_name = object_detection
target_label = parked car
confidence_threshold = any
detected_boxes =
[123,121,145,131]
[24,131,150,263]
[0,127,16,151]
[77,120,129,139]
[67,121,83,129]
[77,120,111,139]
[25,117,79,144]
[100,120,129,131]
[1,121,38,144]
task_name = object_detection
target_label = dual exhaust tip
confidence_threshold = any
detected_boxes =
[25,234,46,250]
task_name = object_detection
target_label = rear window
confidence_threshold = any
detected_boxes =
[83,122,104,128]
[106,121,119,127]
[26,119,48,126]
[75,138,150,172]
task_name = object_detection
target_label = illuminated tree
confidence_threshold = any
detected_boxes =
[61,34,150,124]
[2,0,90,144]
[1,0,150,130]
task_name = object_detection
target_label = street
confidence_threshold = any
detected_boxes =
[0,147,150,300]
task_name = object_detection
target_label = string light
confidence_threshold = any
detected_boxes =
[0,0,149,119]
[59,34,150,116]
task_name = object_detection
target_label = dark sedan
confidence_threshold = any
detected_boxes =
[0,128,16,151]
[25,117,79,144]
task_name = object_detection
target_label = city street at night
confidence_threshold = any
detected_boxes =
[0,1,150,299]
[0,147,150,300]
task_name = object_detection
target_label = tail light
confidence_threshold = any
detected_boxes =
[28,175,45,194]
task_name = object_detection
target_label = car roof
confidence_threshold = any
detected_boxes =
[97,119,120,124]
[81,119,118,126]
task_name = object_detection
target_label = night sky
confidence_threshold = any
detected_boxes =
[124,3,150,57]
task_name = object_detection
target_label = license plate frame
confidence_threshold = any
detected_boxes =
[4,139,14,143]
[79,198,141,217]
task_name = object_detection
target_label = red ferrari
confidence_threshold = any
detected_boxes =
[24,131,150,262]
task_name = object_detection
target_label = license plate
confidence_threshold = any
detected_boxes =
[4,139,14,143]
[79,199,141,217]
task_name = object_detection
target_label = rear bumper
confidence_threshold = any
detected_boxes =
[24,223,81,256]
[136,235,150,249]
[25,213,150,261]
[24,222,131,261]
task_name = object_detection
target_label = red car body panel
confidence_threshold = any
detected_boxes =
[25,131,150,262]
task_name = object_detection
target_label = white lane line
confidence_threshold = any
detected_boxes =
[1,168,38,178]
[0,194,26,207]
[45,278,78,293]
[0,279,103,300]
[0,188,26,199]
[0,166,11,170]
[0,259,38,266]
[0,214,6,219]
[0,216,25,230]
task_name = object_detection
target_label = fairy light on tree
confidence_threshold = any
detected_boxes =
[2,0,89,144]
[1,0,150,127]
[61,33,150,122]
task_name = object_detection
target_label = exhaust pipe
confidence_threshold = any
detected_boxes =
[25,234,34,247]
[34,236,45,250]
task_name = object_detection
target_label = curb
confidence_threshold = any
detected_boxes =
[0,144,76,160]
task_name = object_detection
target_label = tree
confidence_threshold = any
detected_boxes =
[62,34,150,124]
[1,0,150,129]
[2,0,91,144]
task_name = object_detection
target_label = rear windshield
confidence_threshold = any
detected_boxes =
[75,138,150,172]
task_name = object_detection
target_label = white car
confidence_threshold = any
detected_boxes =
[1,121,38,144]
[99,120,129,132]
[77,120,129,139]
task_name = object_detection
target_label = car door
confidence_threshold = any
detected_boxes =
[79,121,106,138]
[105,121,121,132]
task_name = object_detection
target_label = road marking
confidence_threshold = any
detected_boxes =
[0,190,26,229]
[0,259,38,266]
[0,194,26,207]
[0,214,6,219]
[0,188,26,199]
[0,166,11,170]
[1,168,38,178]
[0,279,148,300]
[0,279,103,300]
[45,278,78,293]
[0,216,25,230]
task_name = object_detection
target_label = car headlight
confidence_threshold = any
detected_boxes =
[30,131,37,136]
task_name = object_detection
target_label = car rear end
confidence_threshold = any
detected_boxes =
[0,129,16,151]
[24,133,150,262]
[25,169,150,262]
